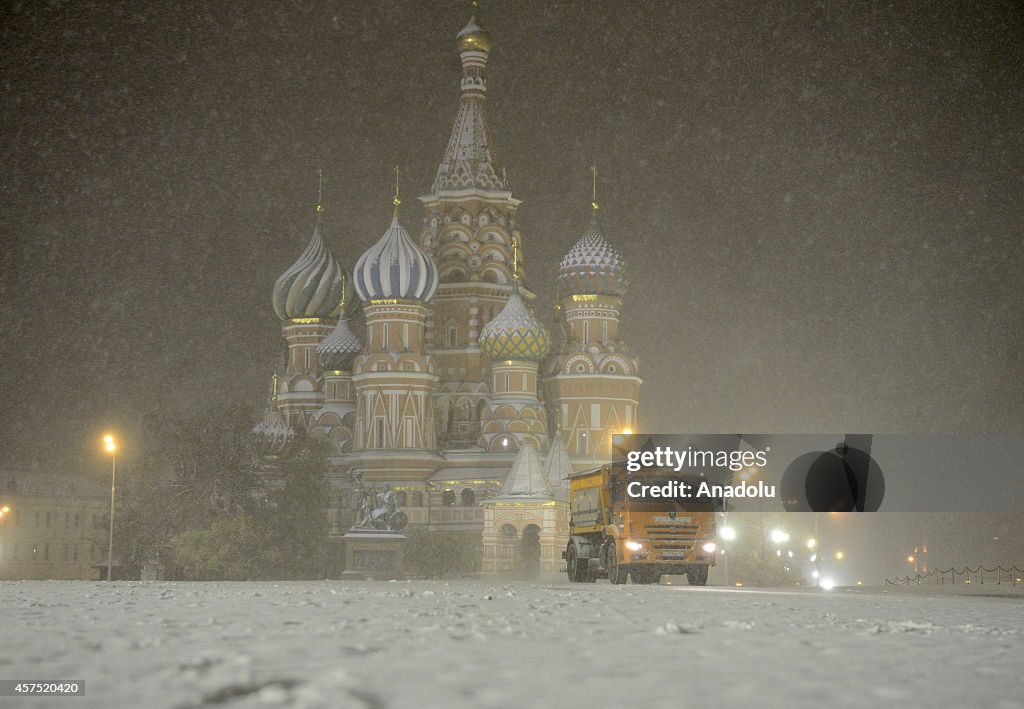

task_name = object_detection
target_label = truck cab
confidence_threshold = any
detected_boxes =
[565,464,720,585]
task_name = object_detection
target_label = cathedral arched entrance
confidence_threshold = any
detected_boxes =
[519,524,541,578]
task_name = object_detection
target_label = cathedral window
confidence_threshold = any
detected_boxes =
[442,489,456,506]
[583,321,589,344]
[603,321,608,342]
[577,430,589,455]
[404,417,416,447]
[304,348,310,369]
[446,323,458,348]
[461,488,476,506]
[382,324,389,350]
[374,418,386,447]
[504,373,510,391]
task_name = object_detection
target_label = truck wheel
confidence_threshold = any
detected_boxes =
[606,543,627,585]
[686,565,709,586]
[566,545,584,583]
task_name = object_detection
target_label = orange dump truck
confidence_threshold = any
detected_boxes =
[564,463,719,585]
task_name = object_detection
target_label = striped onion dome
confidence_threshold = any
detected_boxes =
[252,405,294,458]
[353,215,438,303]
[479,288,549,361]
[272,222,344,320]
[558,212,628,297]
[317,315,362,371]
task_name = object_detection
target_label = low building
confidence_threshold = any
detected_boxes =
[0,472,110,580]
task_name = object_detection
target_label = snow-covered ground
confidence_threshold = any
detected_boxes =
[3,580,1022,708]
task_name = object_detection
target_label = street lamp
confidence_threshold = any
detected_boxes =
[718,523,736,586]
[770,528,790,545]
[835,550,844,561]
[103,434,117,581]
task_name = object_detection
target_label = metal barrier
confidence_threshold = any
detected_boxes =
[885,565,1024,586]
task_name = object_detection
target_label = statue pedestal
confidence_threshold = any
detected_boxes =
[341,529,407,580]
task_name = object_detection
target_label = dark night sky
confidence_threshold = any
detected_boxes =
[2,1,1022,472]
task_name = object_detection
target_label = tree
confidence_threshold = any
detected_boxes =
[174,516,267,580]
[257,438,332,579]
[116,402,257,577]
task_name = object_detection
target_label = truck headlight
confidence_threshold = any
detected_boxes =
[625,541,643,552]
[702,542,717,553]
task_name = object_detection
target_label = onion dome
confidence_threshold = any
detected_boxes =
[479,288,549,361]
[251,374,294,457]
[272,221,344,320]
[353,214,438,303]
[317,315,361,371]
[558,212,629,298]
[456,14,491,53]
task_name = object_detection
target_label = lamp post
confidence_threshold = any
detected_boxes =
[103,434,116,582]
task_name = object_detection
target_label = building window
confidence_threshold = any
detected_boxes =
[374,418,386,447]
[583,320,589,344]
[404,417,416,448]
[577,430,589,455]
[403,361,416,371]
[461,488,476,506]
[603,321,608,342]
[411,491,423,507]
[446,324,457,348]
[304,348,310,369]
[382,324,389,349]
[442,489,456,506]
[35,511,39,526]
[504,373,510,391]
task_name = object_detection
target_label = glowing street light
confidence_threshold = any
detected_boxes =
[720,526,737,541]
[907,556,915,563]
[806,538,816,549]
[770,529,790,544]
[103,434,117,582]
[835,551,844,560]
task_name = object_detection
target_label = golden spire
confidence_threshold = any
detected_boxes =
[392,164,401,217]
[591,165,599,211]
[338,273,347,312]
[316,168,324,222]
[271,370,279,402]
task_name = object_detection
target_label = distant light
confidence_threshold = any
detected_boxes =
[1,505,8,513]
[856,581,863,586]
[622,428,632,435]
[770,529,789,544]
[810,554,817,562]
[502,438,508,448]
[806,538,816,549]
[720,526,736,541]
[812,570,820,579]
[625,540,643,552]
[820,578,836,590]
[835,551,844,560]
[787,550,794,558]
[907,556,915,563]
[776,549,782,557]
[702,542,717,554]
[103,434,116,453]
[735,582,743,587]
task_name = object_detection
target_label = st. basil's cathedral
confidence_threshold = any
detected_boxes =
[251,10,640,575]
